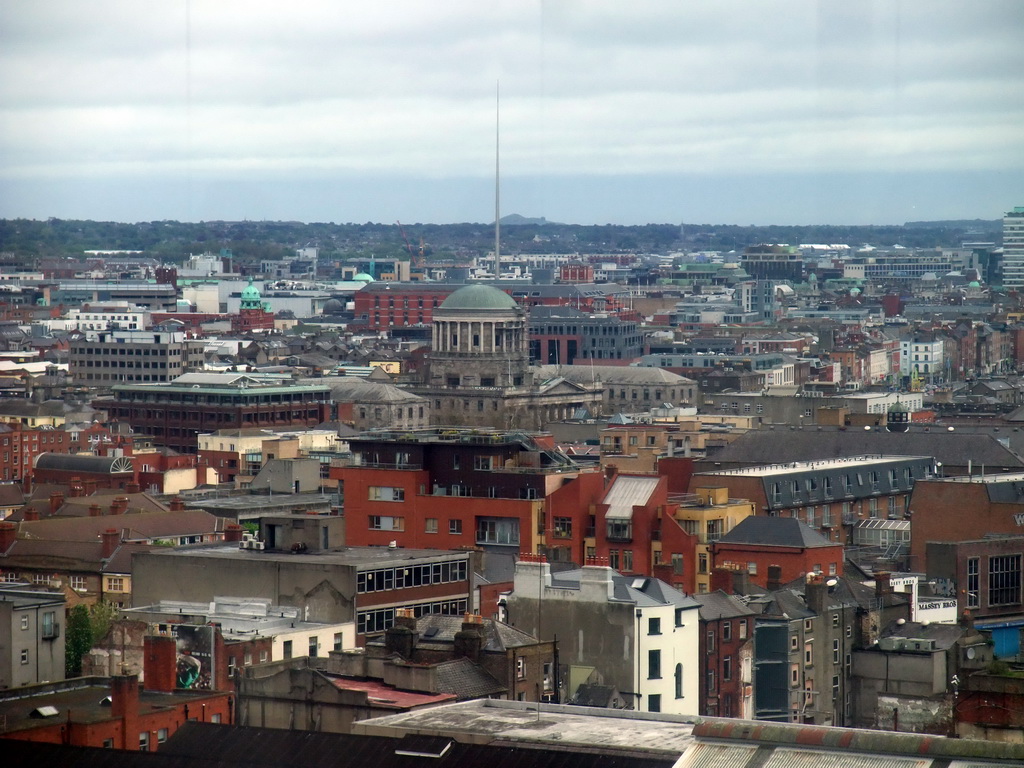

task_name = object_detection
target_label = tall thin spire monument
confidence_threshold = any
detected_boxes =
[494,81,501,282]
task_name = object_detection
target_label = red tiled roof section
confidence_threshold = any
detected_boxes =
[327,676,457,709]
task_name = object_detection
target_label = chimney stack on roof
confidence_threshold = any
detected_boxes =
[23,507,39,522]
[49,492,64,515]
[875,571,892,598]
[111,497,129,515]
[69,478,84,498]
[125,482,141,494]
[88,503,102,517]
[223,524,243,543]
[766,564,783,592]
[384,608,418,659]
[453,613,485,663]
[101,528,120,559]
[0,521,16,552]
[83,479,98,496]
[168,497,185,513]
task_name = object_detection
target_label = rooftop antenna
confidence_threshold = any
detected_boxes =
[494,81,501,282]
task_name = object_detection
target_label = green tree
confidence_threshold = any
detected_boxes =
[89,600,118,645]
[65,604,92,678]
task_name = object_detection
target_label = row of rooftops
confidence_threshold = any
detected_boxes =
[701,453,932,477]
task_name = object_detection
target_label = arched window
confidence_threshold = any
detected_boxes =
[674,663,683,698]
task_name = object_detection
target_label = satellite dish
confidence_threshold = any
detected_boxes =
[896,618,906,625]
[826,578,838,587]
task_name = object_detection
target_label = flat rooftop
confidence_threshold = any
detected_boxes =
[353,699,697,758]
[184,493,334,512]
[698,454,931,477]
[927,471,1024,484]
[0,679,220,735]
[138,543,470,568]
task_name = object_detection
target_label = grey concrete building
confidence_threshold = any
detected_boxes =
[130,535,473,641]
[411,285,604,429]
[0,584,65,689]
[534,364,697,413]
[851,619,991,734]
[69,326,205,386]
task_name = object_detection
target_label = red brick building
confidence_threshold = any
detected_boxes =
[709,516,844,589]
[694,588,756,718]
[101,373,332,454]
[333,427,606,558]
[909,473,1024,572]
[559,263,595,283]
[0,673,232,751]
[0,423,71,483]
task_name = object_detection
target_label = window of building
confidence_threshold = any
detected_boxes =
[334,633,343,652]
[211,713,221,723]
[723,655,732,681]
[608,549,619,569]
[671,552,688,577]
[707,630,715,652]
[309,637,318,657]
[516,656,526,679]
[107,576,124,592]
[425,518,438,534]
[20,615,29,630]
[553,517,572,538]
[722,621,732,641]
[804,642,813,666]
[747,562,757,576]
[157,728,168,744]
[140,732,150,752]
[989,555,1022,606]
[647,694,661,712]
[674,663,684,698]
[790,663,799,687]
[790,634,798,651]
[20,649,29,664]
[283,640,293,659]
[260,649,268,663]
[449,519,462,535]
[833,639,840,664]
[623,550,633,572]
[738,620,747,640]
[476,518,520,546]
[368,515,404,531]
[967,557,980,608]
[648,617,661,635]
[368,486,405,502]
[648,649,661,679]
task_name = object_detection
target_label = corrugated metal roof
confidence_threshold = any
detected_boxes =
[603,475,660,520]
[762,748,930,768]
[674,742,759,768]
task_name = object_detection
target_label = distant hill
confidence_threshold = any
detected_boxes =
[903,219,1000,230]
[498,214,561,226]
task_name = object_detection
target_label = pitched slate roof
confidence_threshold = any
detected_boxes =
[434,657,507,699]
[716,516,835,549]
[703,428,1024,470]
[17,509,221,543]
[693,590,756,621]
[536,364,694,386]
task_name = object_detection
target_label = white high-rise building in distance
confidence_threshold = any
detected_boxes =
[1000,206,1024,288]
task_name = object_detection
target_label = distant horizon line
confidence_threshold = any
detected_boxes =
[0,215,1004,229]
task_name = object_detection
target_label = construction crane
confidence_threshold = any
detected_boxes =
[396,221,427,269]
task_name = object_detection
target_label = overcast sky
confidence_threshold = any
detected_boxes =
[1,1,1022,226]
